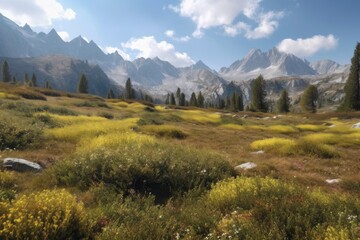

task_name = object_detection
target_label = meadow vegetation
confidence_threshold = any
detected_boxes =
[0,83,360,239]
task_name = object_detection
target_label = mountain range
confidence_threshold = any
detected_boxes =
[0,12,350,105]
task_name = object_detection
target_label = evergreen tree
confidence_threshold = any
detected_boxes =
[301,85,318,113]
[24,73,30,86]
[107,88,115,99]
[170,93,176,105]
[197,91,204,108]
[165,93,170,105]
[277,89,290,113]
[176,87,181,105]
[31,73,37,87]
[125,78,133,99]
[179,93,186,106]
[144,94,153,103]
[341,42,360,110]
[236,92,244,111]
[189,92,197,106]
[2,60,11,83]
[251,75,267,112]
[77,74,88,93]
[11,76,17,85]
[45,81,51,89]
[218,98,225,109]
[230,92,237,111]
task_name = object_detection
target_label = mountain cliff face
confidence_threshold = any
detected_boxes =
[219,48,317,81]
[0,13,350,105]
[0,56,119,97]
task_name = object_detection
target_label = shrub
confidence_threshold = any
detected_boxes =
[267,125,298,134]
[11,87,47,101]
[296,124,326,131]
[205,177,360,240]
[301,133,338,145]
[0,92,20,100]
[250,137,297,155]
[296,140,340,158]
[53,132,234,199]
[98,112,114,119]
[0,171,17,201]
[76,101,110,108]
[0,112,42,150]
[46,117,139,142]
[177,109,221,124]
[140,124,188,139]
[0,189,91,239]
[220,124,245,131]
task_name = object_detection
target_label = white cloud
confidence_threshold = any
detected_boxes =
[122,36,194,67]
[165,29,191,42]
[58,31,70,42]
[277,34,338,57]
[0,0,76,28]
[171,0,283,39]
[103,46,131,61]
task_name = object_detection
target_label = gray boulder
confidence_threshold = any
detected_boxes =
[3,158,42,172]
[351,122,360,129]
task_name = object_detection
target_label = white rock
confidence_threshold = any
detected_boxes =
[234,162,257,170]
[351,122,360,129]
[3,158,42,172]
[251,150,265,154]
[325,178,341,184]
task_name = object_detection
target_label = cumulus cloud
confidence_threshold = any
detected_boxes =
[165,29,190,42]
[58,31,70,42]
[103,46,131,61]
[0,0,76,28]
[170,0,283,39]
[122,36,194,67]
[277,34,338,57]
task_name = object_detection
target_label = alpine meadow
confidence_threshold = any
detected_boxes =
[0,1,360,239]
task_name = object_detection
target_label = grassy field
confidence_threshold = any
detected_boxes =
[1,83,360,239]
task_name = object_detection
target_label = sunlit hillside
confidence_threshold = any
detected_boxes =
[1,82,359,239]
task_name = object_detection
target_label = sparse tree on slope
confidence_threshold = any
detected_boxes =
[277,89,290,113]
[189,92,197,107]
[170,93,176,105]
[176,87,181,105]
[341,42,360,110]
[77,74,88,94]
[107,88,115,99]
[31,73,37,87]
[2,60,11,83]
[197,91,204,108]
[179,93,186,106]
[125,78,133,99]
[301,85,318,113]
[251,75,267,112]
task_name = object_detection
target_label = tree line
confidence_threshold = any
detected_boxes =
[2,42,360,112]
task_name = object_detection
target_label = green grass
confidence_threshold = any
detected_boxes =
[140,124,188,139]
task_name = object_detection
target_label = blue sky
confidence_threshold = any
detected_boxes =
[0,0,359,70]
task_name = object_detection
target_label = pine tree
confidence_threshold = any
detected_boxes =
[341,42,360,110]
[11,76,17,85]
[277,89,290,113]
[179,93,186,106]
[189,92,197,106]
[24,73,30,86]
[107,88,115,99]
[31,73,37,87]
[144,94,153,103]
[45,81,51,89]
[176,87,181,105]
[251,75,267,112]
[125,78,133,99]
[236,92,244,111]
[77,74,88,93]
[197,91,204,108]
[301,85,318,113]
[2,60,11,83]
[165,93,170,104]
[170,93,176,105]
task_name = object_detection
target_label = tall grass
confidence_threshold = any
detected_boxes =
[177,109,221,124]
[140,124,188,139]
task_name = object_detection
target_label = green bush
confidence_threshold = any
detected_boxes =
[53,133,234,199]
[205,177,360,239]
[0,112,42,150]
[0,171,17,201]
[0,189,92,240]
